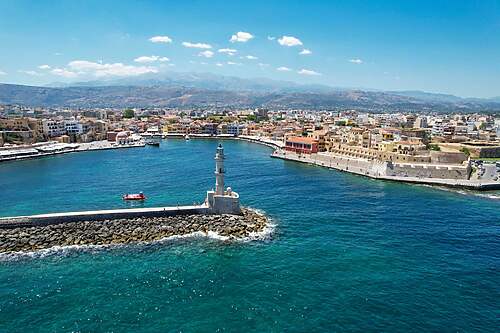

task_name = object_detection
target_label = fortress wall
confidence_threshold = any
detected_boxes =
[390,163,469,179]
[275,150,470,180]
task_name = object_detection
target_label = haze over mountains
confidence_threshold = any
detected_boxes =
[1,72,499,112]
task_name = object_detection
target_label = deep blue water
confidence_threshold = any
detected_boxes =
[0,139,499,332]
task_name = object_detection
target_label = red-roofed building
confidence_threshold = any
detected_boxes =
[285,136,319,154]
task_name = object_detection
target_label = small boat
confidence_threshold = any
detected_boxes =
[185,134,190,140]
[146,139,160,146]
[123,192,146,201]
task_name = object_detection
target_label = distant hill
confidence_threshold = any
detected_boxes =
[1,73,500,112]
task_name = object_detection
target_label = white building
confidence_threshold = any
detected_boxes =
[431,120,445,136]
[42,119,65,137]
[414,116,428,129]
[227,123,245,136]
[64,119,83,135]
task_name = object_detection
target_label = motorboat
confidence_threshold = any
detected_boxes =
[122,192,146,200]
[146,139,160,146]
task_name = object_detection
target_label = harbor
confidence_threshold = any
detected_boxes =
[1,135,498,333]
[0,143,270,253]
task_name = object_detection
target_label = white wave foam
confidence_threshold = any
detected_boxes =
[417,184,500,200]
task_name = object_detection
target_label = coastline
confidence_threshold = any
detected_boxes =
[182,134,500,191]
[2,134,498,191]
[270,150,500,191]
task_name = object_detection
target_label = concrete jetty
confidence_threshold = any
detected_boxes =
[0,205,209,229]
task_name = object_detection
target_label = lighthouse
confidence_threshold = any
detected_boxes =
[215,144,225,195]
[206,144,241,214]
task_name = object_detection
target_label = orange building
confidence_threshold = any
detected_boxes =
[285,136,319,154]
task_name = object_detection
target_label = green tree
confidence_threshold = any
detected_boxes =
[123,108,135,119]
[460,147,471,156]
[428,144,441,151]
[246,115,258,122]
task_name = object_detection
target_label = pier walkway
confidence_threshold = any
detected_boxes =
[0,205,210,228]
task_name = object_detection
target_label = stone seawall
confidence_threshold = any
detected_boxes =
[272,150,500,191]
[0,208,270,253]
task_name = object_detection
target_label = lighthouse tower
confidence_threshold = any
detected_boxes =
[215,144,225,195]
[206,144,241,214]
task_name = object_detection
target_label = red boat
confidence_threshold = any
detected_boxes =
[122,192,146,201]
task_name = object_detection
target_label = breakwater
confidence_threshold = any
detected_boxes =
[0,208,269,253]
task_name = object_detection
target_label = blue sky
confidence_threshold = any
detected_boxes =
[0,0,499,97]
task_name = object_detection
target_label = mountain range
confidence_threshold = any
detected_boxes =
[1,72,499,112]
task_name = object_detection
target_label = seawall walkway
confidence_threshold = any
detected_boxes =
[0,205,210,229]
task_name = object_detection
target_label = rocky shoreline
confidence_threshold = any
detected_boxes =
[0,208,270,254]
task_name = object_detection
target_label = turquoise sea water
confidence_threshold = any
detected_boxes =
[0,139,499,332]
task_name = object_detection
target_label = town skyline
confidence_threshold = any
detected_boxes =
[0,0,499,98]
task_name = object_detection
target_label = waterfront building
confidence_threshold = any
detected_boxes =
[64,119,83,135]
[227,123,245,136]
[285,136,319,154]
[42,119,65,137]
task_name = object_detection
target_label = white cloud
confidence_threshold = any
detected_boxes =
[51,68,78,78]
[278,36,303,47]
[267,36,276,41]
[244,55,258,60]
[298,69,321,76]
[218,48,237,55]
[299,49,312,55]
[349,58,363,64]
[0,70,6,75]
[134,55,169,63]
[227,61,241,65]
[230,31,254,43]
[38,64,51,70]
[19,70,41,76]
[149,36,172,43]
[215,63,223,67]
[68,60,158,77]
[198,50,214,58]
[276,66,291,72]
[183,42,212,49]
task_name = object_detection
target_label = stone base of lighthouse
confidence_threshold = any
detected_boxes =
[206,189,241,215]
